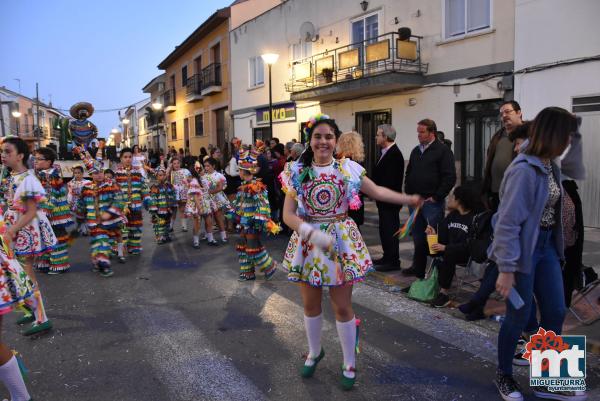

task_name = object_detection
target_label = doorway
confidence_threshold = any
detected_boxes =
[215,107,228,150]
[455,100,502,184]
[355,109,391,176]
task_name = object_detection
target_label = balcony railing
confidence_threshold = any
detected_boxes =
[285,32,428,93]
[163,88,176,107]
[201,63,222,88]
[186,74,203,96]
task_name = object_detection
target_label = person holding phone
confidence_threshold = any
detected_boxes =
[489,107,586,401]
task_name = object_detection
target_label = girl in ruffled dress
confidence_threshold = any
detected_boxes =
[168,158,191,232]
[280,115,421,390]
[1,137,57,336]
[184,164,217,248]
[202,157,230,243]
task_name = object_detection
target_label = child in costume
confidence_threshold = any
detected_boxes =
[67,165,91,236]
[102,169,124,262]
[279,115,420,390]
[202,157,231,243]
[33,147,74,274]
[229,147,279,281]
[184,163,217,248]
[114,148,149,256]
[1,137,56,336]
[147,167,176,244]
[77,152,125,277]
[168,158,191,232]
[0,210,35,400]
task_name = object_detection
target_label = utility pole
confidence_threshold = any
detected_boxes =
[36,82,41,149]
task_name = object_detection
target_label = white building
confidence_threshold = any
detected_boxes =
[230,0,514,178]
[513,0,600,227]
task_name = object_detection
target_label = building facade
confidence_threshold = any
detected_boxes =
[158,8,231,156]
[514,0,600,227]
[230,0,514,179]
[142,74,168,152]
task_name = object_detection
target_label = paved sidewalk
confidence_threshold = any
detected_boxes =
[361,200,600,354]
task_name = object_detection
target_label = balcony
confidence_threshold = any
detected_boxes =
[285,32,428,102]
[163,88,176,113]
[186,74,204,102]
[201,63,222,96]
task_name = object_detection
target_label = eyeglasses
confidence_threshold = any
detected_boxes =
[35,158,48,162]
[499,109,515,116]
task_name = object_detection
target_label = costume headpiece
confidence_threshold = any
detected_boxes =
[69,102,95,119]
[302,113,331,142]
[254,139,266,154]
[238,146,259,174]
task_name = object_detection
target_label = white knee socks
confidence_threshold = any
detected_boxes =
[0,355,30,401]
[303,314,323,366]
[336,316,357,378]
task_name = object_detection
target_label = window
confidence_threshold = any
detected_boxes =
[194,56,202,74]
[211,42,221,64]
[170,121,177,140]
[290,41,313,62]
[182,65,188,87]
[248,56,264,88]
[444,0,491,39]
[351,12,379,64]
[194,114,204,136]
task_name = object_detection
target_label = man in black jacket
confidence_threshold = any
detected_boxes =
[403,119,456,279]
[372,124,404,271]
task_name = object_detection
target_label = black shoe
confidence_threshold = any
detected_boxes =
[465,307,486,321]
[513,336,529,366]
[431,293,451,308]
[532,386,587,400]
[207,240,219,246]
[374,264,400,272]
[372,257,387,266]
[100,267,114,278]
[494,371,523,401]
[458,300,478,315]
[401,267,419,277]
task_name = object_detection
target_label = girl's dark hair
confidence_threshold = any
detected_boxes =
[120,147,133,158]
[453,185,483,212]
[190,164,204,186]
[72,165,84,173]
[3,137,30,167]
[132,144,140,153]
[199,147,208,157]
[204,157,219,170]
[272,143,285,158]
[36,147,57,164]
[104,169,115,176]
[299,118,341,182]
[525,107,577,159]
[508,121,531,142]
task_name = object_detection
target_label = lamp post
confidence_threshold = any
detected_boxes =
[261,53,279,141]
[122,118,130,147]
[12,110,21,135]
[151,101,163,150]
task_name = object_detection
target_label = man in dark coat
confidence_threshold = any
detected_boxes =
[403,118,456,279]
[372,124,405,271]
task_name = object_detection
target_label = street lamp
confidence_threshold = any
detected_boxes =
[122,118,130,146]
[151,101,163,111]
[11,110,21,134]
[261,53,279,141]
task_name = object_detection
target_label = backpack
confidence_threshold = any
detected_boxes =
[468,210,494,263]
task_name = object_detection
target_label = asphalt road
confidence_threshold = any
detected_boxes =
[3,215,599,401]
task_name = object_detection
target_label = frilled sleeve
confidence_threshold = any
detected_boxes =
[278,161,297,197]
[18,174,46,205]
[340,158,366,210]
[215,172,227,191]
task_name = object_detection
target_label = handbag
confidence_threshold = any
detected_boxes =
[408,258,440,302]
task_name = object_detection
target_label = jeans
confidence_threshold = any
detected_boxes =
[411,200,444,278]
[497,230,566,375]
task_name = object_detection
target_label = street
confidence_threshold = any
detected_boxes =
[4,214,599,401]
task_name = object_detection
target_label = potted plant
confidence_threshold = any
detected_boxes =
[321,68,334,83]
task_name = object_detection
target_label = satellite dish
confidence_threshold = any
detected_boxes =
[300,21,318,42]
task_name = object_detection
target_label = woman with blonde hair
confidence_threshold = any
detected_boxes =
[336,131,365,227]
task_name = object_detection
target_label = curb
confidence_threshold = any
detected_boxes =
[368,269,600,356]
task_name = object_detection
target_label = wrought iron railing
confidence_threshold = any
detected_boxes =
[163,88,176,107]
[285,32,428,93]
[186,74,203,96]
[201,63,222,88]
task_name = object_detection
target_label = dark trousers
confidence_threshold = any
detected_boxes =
[438,252,469,290]
[471,261,498,307]
[411,200,444,278]
[377,206,400,264]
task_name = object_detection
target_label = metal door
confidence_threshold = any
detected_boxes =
[355,109,392,177]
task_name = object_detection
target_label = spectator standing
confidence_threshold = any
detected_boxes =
[290,143,304,161]
[403,119,456,278]
[336,131,366,228]
[182,149,197,171]
[491,107,585,401]
[372,124,405,271]
[482,101,523,211]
